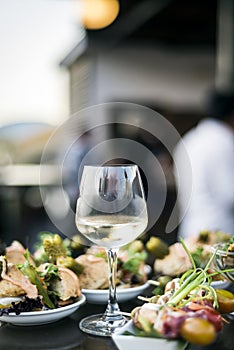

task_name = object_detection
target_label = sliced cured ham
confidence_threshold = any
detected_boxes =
[5,240,35,265]
[0,256,38,298]
[76,254,109,289]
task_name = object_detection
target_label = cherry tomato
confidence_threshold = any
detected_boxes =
[180,317,216,345]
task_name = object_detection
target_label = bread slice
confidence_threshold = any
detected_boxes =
[50,266,81,301]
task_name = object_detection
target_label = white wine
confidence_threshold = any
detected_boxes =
[75,165,148,336]
[76,214,148,248]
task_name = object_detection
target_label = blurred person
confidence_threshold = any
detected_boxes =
[173,89,234,238]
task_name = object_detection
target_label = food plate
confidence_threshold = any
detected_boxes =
[210,280,230,289]
[82,282,150,304]
[112,320,183,350]
[0,294,86,326]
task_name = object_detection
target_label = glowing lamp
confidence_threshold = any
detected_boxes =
[81,0,120,30]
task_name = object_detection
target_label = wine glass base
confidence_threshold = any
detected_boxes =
[79,313,129,337]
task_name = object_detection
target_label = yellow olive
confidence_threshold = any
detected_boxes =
[158,275,172,287]
[145,237,169,259]
[180,317,216,345]
[215,289,234,314]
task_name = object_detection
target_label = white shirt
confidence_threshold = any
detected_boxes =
[173,118,234,238]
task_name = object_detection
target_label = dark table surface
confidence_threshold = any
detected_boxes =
[0,284,234,350]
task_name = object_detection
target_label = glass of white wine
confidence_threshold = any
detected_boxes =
[75,164,148,336]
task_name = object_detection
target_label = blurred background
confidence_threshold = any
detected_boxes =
[0,0,234,248]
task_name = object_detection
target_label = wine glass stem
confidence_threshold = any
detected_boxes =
[104,248,121,318]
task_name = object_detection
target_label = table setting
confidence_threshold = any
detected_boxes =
[0,165,234,350]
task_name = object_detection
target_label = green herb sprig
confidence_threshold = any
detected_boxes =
[167,237,234,309]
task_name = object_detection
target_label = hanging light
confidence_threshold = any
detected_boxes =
[81,0,120,30]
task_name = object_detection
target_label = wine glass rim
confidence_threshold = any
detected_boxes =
[83,164,138,168]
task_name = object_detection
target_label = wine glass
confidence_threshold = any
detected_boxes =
[75,164,148,336]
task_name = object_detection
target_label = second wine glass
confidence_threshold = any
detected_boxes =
[75,164,148,336]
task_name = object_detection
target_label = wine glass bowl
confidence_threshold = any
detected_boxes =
[212,243,234,283]
[75,165,148,336]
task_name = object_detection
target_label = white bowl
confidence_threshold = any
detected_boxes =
[82,282,150,304]
[211,280,230,289]
[0,294,86,326]
[112,320,180,350]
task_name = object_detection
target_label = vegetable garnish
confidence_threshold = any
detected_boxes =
[33,232,71,265]
[17,250,55,309]
[166,237,234,309]
[43,233,67,262]
[131,237,234,346]
[37,263,59,284]
[0,297,43,316]
[122,251,147,275]
[220,237,234,252]
[56,256,84,275]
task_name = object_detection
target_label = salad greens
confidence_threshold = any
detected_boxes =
[37,263,59,284]
[190,246,211,269]
[220,237,234,251]
[0,296,43,316]
[17,251,55,309]
[122,251,147,274]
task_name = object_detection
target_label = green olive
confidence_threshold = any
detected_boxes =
[215,289,234,314]
[180,317,216,345]
[145,237,169,259]
[157,275,172,287]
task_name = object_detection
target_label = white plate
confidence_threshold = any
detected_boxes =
[211,280,231,289]
[0,294,86,326]
[112,320,182,350]
[82,282,150,304]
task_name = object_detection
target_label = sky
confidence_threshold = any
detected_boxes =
[0,0,84,126]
